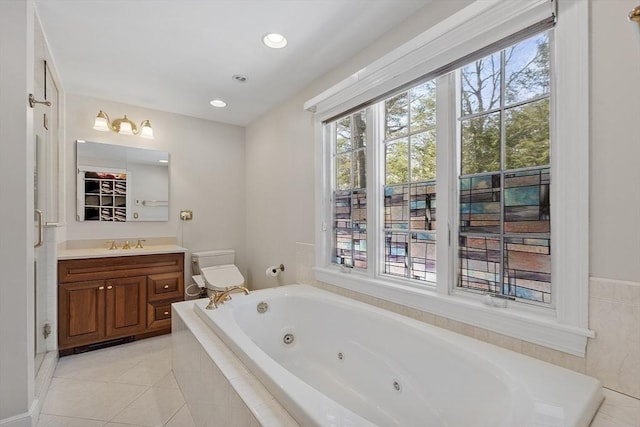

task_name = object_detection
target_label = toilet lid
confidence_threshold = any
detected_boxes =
[200,264,244,290]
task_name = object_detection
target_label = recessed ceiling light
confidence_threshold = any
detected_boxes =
[209,99,227,108]
[262,33,287,49]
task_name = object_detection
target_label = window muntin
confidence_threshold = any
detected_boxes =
[332,110,368,269]
[383,80,437,283]
[328,31,552,303]
[457,31,551,304]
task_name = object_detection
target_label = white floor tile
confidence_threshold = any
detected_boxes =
[42,378,148,421]
[41,336,196,427]
[104,424,149,427]
[37,414,106,427]
[591,388,640,427]
[110,386,185,426]
[112,355,172,386]
[153,371,180,389]
[164,404,196,427]
[54,356,145,382]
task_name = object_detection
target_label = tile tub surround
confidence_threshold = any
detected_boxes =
[587,278,640,399]
[172,301,299,427]
[38,334,195,427]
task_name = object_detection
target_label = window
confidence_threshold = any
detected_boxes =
[333,111,368,269]
[457,32,552,304]
[330,32,551,303]
[313,0,591,356]
[383,81,437,282]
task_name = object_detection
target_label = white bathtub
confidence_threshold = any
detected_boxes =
[186,284,602,426]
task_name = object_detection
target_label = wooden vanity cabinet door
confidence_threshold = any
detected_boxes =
[105,276,147,338]
[58,280,106,349]
[147,301,173,330]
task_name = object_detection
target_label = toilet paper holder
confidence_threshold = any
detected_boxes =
[266,264,285,277]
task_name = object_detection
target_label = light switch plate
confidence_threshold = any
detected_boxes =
[180,209,193,221]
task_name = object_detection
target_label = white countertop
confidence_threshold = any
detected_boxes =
[58,244,187,260]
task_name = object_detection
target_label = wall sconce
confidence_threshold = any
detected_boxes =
[629,6,640,40]
[93,110,154,139]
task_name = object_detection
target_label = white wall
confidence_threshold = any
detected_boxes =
[63,95,247,279]
[0,1,35,425]
[245,0,473,289]
[590,0,640,282]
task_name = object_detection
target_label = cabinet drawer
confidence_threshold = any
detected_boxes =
[59,253,184,284]
[147,272,183,302]
[147,301,174,329]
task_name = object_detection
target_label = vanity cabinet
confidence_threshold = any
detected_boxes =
[58,252,184,355]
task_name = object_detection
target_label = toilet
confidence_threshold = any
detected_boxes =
[191,250,245,294]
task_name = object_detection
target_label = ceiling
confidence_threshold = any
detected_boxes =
[35,0,431,127]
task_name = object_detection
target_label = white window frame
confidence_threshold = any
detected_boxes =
[307,0,592,356]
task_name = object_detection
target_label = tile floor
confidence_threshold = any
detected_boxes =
[38,335,195,427]
[38,333,640,427]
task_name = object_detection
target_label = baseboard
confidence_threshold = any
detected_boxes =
[0,410,32,427]
[31,350,58,426]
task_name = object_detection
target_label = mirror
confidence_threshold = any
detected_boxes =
[76,140,169,222]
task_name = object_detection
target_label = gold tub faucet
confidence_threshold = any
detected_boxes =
[206,286,250,309]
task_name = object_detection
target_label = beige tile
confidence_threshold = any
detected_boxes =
[164,404,196,427]
[473,328,523,353]
[37,414,106,427]
[225,389,258,426]
[590,278,640,306]
[190,348,232,427]
[42,378,148,421]
[595,388,640,426]
[249,400,300,427]
[54,354,144,382]
[590,411,637,427]
[434,314,449,329]
[112,353,172,386]
[153,371,179,389]
[521,341,586,373]
[110,386,184,426]
[445,319,476,338]
[229,372,276,411]
[295,242,315,285]
[401,305,427,323]
[104,424,148,427]
[587,298,640,397]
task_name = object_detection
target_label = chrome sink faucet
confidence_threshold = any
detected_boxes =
[206,286,250,309]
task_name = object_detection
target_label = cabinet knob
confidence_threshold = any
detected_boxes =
[163,284,169,289]
[164,311,169,316]
[98,286,105,290]
[107,285,113,290]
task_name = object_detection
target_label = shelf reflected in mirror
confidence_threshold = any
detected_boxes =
[76,140,169,222]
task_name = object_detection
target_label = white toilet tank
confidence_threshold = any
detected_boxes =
[191,249,235,274]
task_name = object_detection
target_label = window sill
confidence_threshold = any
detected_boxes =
[314,266,593,357]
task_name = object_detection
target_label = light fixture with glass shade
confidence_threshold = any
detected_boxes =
[93,110,154,139]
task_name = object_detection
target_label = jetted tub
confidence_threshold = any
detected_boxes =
[188,284,602,426]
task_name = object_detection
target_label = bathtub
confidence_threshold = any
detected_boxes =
[181,284,603,426]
